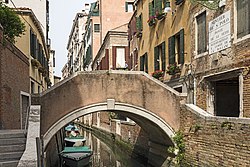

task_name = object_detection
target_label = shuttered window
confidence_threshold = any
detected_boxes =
[154,46,160,71]
[155,0,163,13]
[179,29,184,64]
[112,46,117,69]
[176,0,184,5]
[196,12,207,54]
[149,1,155,17]
[168,36,175,65]
[154,42,166,71]
[161,42,166,71]
[237,0,250,38]
[140,56,144,71]
[168,29,184,65]
[136,15,143,31]
[104,49,109,70]
[30,30,36,58]
[145,53,148,73]
[139,53,148,73]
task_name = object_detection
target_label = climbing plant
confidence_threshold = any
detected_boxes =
[168,131,186,166]
[0,2,25,43]
[190,0,221,10]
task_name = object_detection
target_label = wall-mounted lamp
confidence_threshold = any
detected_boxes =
[164,1,171,13]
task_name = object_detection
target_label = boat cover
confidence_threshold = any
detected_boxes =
[61,146,92,153]
[64,136,86,142]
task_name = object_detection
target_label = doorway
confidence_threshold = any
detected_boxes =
[214,77,239,117]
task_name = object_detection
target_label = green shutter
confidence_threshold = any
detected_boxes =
[139,15,142,31]
[136,15,142,31]
[149,2,154,17]
[136,17,140,31]
[161,42,166,71]
[179,29,184,64]
[154,46,159,71]
[176,0,184,5]
[155,0,163,13]
[145,53,148,73]
[34,36,37,59]
[125,2,128,12]
[168,36,175,65]
[140,56,144,71]
[30,30,33,57]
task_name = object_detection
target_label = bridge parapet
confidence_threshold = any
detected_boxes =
[39,70,187,147]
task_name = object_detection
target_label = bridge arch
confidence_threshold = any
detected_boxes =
[43,99,175,148]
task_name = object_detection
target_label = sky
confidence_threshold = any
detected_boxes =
[49,0,94,77]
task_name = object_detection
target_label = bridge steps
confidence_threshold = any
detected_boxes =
[0,130,26,167]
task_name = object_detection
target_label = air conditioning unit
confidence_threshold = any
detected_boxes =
[219,0,226,8]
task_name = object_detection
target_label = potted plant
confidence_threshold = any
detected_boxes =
[166,63,181,75]
[31,59,40,68]
[136,31,142,38]
[147,16,156,27]
[152,70,164,80]
[155,10,166,20]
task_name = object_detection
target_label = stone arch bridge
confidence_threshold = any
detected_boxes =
[35,70,187,166]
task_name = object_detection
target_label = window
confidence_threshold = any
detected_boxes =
[196,12,207,54]
[154,42,166,71]
[94,24,100,32]
[149,1,155,17]
[38,86,40,93]
[155,0,166,13]
[140,53,148,73]
[168,29,184,65]
[31,81,34,94]
[236,0,250,38]
[176,0,184,5]
[125,2,134,12]
[116,47,126,68]
[136,14,143,32]
[30,30,37,58]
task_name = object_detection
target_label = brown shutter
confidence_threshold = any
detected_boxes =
[99,59,103,70]
[105,49,109,70]
[197,12,206,54]
[134,49,138,68]
[112,46,116,69]
[125,46,130,69]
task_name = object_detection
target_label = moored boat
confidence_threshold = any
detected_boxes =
[60,146,93,167]
[64,136,86,147]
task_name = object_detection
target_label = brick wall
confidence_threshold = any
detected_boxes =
[190,0,250,117]
[0,26,29,129]
[99,112,110,130]
[180,104,250,166]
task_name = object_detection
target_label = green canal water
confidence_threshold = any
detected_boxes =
[65,127,147,167]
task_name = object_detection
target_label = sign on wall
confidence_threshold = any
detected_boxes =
[209,10,231,54]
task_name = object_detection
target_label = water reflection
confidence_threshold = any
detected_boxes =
[79,128,146,167]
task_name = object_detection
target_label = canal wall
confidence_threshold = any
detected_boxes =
[180,104,250,166]
[80,123,150,164]
[44,129,64,167]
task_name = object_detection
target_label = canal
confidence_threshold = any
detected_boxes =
[61,125,147,167]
